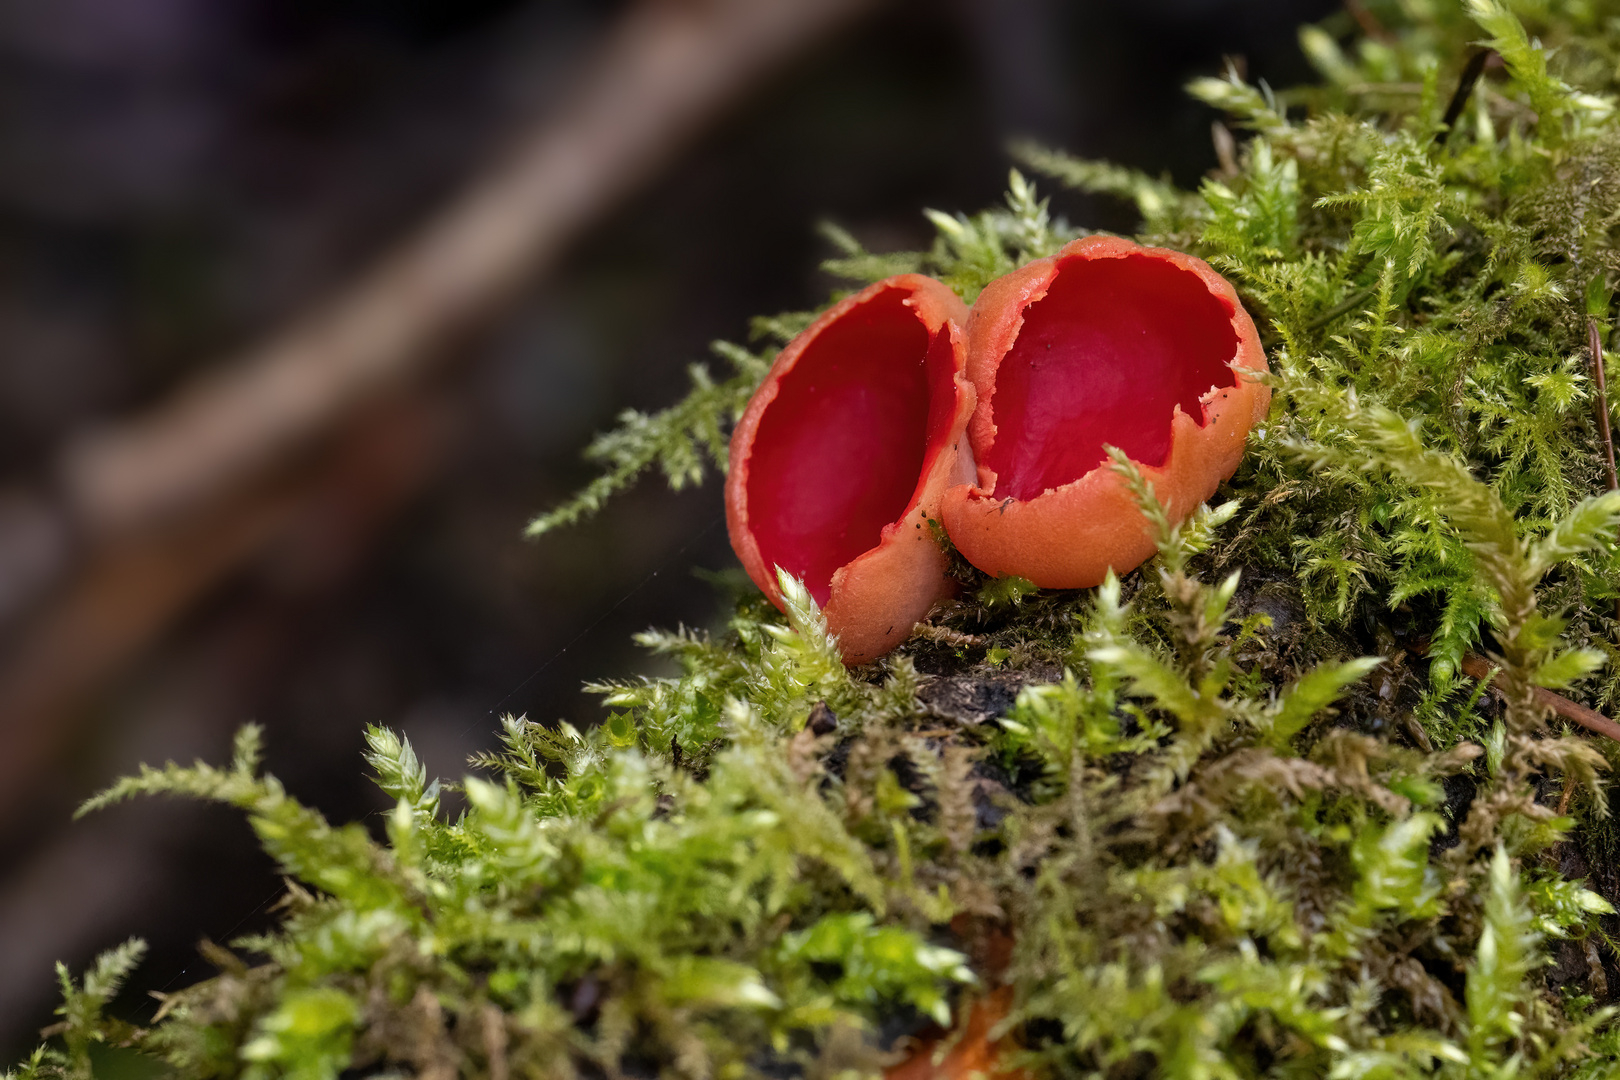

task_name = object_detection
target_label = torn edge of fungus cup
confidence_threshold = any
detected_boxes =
[727,238,1269,664]
[725,274,975,665]
[940,235,1271,588]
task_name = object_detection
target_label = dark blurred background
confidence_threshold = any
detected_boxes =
[0,0,1342,1056]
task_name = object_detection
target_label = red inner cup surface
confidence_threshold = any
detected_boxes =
[748,287,948,604]
[985,253,1239,503]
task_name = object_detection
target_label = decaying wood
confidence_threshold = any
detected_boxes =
[911,623,988,649]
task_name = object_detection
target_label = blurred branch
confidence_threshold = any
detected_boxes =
[1343,0,1394,44]
[0,392,459,833]
[59,0,880,538]
[0,0,884,832]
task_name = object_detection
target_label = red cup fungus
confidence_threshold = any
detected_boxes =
[939,235,1270,588]
[726,274,975,665]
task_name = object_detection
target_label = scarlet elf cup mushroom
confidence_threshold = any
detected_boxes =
[939,236,1270,588]
[725,274,975,665]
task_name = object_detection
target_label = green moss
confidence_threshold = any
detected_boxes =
[18,1,1620,1077]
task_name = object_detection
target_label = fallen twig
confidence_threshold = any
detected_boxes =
[1456,652,1620,743]
[1435,49,1495,146]
[1402,640,1620,743]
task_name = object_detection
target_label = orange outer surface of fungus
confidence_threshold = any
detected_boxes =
[726,274,975,664]
[885,989,1025,1080]
[939,235,1270,589]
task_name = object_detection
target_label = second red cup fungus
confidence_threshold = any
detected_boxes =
[726,274,975,664]
[940,236,1270,588]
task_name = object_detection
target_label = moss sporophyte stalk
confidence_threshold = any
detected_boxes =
[25,2,1620,1078]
